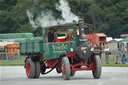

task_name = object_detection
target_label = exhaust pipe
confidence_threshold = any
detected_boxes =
[78,20,85,39]
[78,20,88,43]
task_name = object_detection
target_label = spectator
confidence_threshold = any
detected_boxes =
[115,49,122,64]
[122,54,128,64]
[104,45,110,64]
[102,46,105,64]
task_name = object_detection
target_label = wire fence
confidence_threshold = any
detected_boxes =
[0,52,25,64]
[101,53,117,64]
[0,52,127,65]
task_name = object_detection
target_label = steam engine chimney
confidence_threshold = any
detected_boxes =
[78,20,85,39]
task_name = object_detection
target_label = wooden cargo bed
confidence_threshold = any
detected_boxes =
[20,40,43,54]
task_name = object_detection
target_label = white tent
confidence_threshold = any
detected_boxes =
[106,37,113,42]
[0,42,15,47]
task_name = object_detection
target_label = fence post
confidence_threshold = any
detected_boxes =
[5,52,8,64]
[5,52,8,60]
[18,52,21,63]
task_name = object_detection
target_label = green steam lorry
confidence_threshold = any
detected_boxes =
[20,20,102,80]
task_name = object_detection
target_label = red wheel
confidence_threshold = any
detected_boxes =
[25,58,40,78]
[26,62,31,76]
[92,55,102,79]
[26,58,36,78]
[61,57,70,80]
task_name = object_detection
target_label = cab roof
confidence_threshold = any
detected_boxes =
[44,23,92,29]
[45,23,76,29]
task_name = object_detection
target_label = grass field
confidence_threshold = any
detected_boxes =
[102,64,128,67]
[0,54,128,67]
[1,63,128,67]
[0,56,25,66]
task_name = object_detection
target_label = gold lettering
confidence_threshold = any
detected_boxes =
[52,44,68,50]
[52,45,56,50]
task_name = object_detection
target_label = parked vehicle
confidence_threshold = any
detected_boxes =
[0,33,34,42]
[20,20,102,80]
[85,33,106,48]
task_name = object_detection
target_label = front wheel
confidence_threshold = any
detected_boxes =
[92,55,102,79]
[61,57,70,80]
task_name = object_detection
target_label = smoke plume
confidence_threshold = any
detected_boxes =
[27,0,79,30]
[27,10,39,30]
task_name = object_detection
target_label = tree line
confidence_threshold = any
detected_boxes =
[0,0,128,38]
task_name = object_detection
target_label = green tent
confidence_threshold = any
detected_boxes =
[119,37,128,42]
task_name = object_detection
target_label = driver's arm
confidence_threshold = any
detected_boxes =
[54,32,56,40]
[46,36,48,43]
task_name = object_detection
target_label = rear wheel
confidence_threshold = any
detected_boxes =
[61,57,70,80]
[35,61,40,78]
[25,58,40,78]
[26,58,35,78]
[92,55,102,79]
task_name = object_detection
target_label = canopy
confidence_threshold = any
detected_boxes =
[119,37,128,42]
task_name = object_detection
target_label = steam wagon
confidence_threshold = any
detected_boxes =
[20,20,102,80]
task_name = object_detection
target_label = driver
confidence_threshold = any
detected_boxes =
[46,29,56,43]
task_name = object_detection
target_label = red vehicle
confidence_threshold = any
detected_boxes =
[120,34,128,38]
[85,33,106,48]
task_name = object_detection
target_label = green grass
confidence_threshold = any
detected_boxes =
[1,63,128,67]
[102,64,128,67]
[0,60,24,66]
[0,63,24,66]
[0,56,25,66]
[0,54,128,67]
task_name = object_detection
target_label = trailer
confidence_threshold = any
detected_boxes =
[85,33,106,48]
[20,20,102,80]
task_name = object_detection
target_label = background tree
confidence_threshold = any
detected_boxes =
[0,0,127,38]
